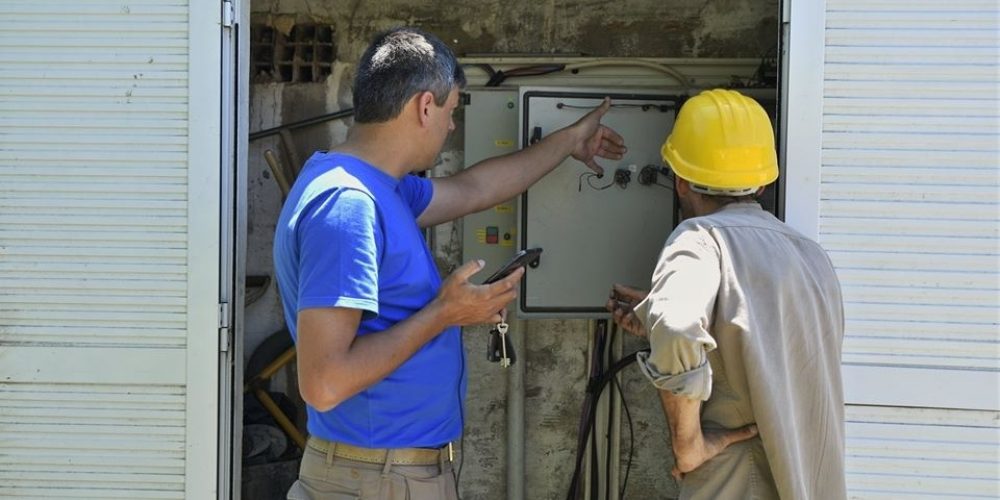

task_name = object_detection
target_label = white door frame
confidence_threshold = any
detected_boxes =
[780,0,825,243]
[187,1,225,496]
[218,0,250,498]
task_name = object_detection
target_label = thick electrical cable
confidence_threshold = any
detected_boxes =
[486,64,566,87]
[614,375,634,499]
[566,346,649,500]
[460,63,498,80]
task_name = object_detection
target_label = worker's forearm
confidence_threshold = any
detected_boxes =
[311,303,450,411]
[658,388,760,474]
[658,389,704,462]
[457,126,581,210]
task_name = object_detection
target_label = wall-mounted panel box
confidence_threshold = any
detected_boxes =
[518,88,683,317]
[461,89,520,276]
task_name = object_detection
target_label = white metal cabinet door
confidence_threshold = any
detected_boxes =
[783,0,999,497]
[0,1,223,497]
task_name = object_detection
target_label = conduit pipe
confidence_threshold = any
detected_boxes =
[507,318,526,500]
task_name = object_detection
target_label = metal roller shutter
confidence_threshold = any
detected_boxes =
[0,1,222,497]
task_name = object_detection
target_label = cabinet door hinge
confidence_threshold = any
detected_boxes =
[218,302,232,352]
[218,302,231,329]
[222,0,235,28]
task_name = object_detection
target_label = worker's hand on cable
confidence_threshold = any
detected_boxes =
[569,97,627,175]
[433,260,523,326]
[605,283,648,337]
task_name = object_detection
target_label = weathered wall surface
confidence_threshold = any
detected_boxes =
[244,1,777,498]
[252,0,777,61]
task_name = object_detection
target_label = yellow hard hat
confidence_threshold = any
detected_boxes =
[661,89,778,196]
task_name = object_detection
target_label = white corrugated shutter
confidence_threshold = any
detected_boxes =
[822,0,1000,400]
[845,405,999,498]
[787,0,999,497]
[0,1,222,498]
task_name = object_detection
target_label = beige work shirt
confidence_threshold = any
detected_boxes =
[634,202,846,500]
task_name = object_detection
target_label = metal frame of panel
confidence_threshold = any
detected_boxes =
[517,88,684,317]
[461,88,521,277]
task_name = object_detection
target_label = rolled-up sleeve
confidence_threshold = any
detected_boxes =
[633,224,721,400]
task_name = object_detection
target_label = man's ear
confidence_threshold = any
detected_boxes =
[675,176,689,196]
[416,91,435,127]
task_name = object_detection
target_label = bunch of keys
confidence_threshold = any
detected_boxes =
[487,320,516,367]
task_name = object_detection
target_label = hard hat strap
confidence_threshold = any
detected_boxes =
[689,183,760,197]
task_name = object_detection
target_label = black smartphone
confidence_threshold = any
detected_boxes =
[482,247,543,284]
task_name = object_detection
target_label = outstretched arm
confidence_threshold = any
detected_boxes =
[417,98,626,228]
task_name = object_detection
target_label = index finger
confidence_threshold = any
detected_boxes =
[486,266,524,294]
[601,126,626,149]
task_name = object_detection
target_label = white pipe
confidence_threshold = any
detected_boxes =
[563,59,691,89]
[507,318,526,500]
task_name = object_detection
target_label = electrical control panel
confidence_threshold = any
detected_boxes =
[461,89,520,277]
[517,88,682,317]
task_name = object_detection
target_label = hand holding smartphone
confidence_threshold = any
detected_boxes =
[482,247,543,284]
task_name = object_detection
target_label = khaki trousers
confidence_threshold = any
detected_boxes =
[679,437,779,500]
[286,439,459,500]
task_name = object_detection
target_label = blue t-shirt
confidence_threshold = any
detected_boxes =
[273,152,466,448]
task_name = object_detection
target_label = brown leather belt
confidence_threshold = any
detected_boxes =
[307,437,453,466]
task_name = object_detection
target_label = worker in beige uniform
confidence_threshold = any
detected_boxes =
[607,89,847,499]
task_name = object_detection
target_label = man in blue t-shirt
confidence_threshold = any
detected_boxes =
[274,27,625,500]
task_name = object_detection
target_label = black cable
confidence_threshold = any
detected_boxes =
[590,413,599,500]
[570,372,595,500]
[566,348,650,500]
[556,103,672,113]
[589,175,614,191]
[461,63,497,80]
[486,64,566,87]
[248,108,355,141]
[578,172,614,191]
[614,375,634,499]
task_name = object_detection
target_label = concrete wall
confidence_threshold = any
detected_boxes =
[244,1,777,498]
[252,0,778,61]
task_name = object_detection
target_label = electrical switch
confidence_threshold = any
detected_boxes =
[486,226,499,244]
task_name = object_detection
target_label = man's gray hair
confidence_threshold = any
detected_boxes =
[353,27,466,123]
